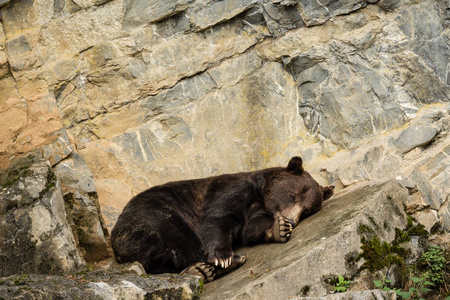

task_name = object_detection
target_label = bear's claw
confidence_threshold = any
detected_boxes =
[214,253,246,278]
[213,256,233,268]
[180,262,216,282]
[208,247,234,269]
[181,254,246,282]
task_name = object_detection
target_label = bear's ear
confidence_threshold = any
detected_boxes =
[286,156,303,175]
[323,185,335,201]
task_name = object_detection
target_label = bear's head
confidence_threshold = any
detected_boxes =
[263,156,334,227]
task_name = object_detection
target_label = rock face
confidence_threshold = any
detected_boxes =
[0,0,450,298]
[54,152,110,263]
[298,290,396,300]
[0,154,84,277]
[202,181,409,299]
[320,107,450,233]
[1,0,449,233]
[0,272,202,300]
[393,126,438,154]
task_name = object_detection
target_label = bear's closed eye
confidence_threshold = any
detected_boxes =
[111,156,329,283]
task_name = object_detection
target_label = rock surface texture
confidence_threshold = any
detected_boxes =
[0,155,85,277]
[0,0,449,298]
[297,290,396,300]
[0,272,201,300]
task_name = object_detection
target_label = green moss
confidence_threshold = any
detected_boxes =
[47,181,55,190]
[358,237,405,272]
[359,214,429,285]
[395,228,411,244]
[13,279,26,286]
[38,169,57,199]
[407,223,428,237]
[407,215,414,227]
[0,153,42,188]
[358,224,373,234]
[1,168,32,188]
[368,216,379,229]
[393,218,428,247]
[198,278,204,294]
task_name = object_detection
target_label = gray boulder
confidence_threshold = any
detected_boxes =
[202,181,409,299]
[393,126,438,154]
[298,0,369,26]
[54,152,110,263]
[0,154,84,277]
[0,271,201,300]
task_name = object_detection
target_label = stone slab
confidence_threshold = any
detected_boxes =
[298,290,397,300]
[393,126,438,154]
[0,155,84,277]
[296,289,395,299]
[0,272,201,300]
[202,181,409,299]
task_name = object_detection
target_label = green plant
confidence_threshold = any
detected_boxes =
[396,276,434,300]
[334,275,351,293]
[373,275,406,297]
[373,275,393,291]
[361,214,450,299]
[374,275,433,300]
[420,245,446,286]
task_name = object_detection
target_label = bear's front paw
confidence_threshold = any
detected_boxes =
[266,214,293,243]
[208,248,234,269]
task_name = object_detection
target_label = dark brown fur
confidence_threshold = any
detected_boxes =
[111,157,333,281]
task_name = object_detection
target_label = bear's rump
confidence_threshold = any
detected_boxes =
[111,206,205,273]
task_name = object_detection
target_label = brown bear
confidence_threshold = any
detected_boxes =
[111,156,334,282]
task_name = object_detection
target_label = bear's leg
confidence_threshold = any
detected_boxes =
[241,210,274,245]
[200,180,258,269]
[127,212,207,275]
[200,215,241,269]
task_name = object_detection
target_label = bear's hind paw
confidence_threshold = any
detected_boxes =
[180,262,216,282]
